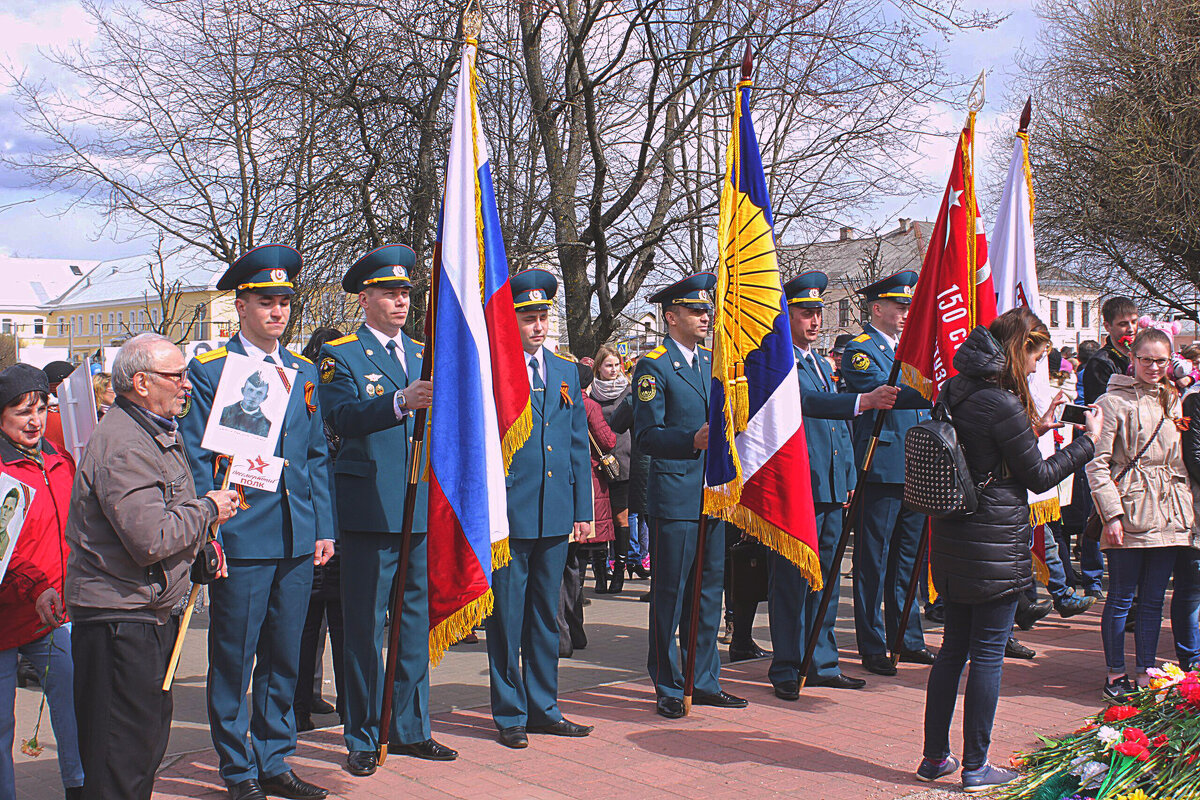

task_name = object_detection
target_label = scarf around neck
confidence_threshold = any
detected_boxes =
[591,375,629,402]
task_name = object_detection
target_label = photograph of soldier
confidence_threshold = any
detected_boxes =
[0,487,17,562]
[218,371,272,437]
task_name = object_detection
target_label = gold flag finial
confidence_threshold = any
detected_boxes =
[464,0,482,40]
[967,69,986,113]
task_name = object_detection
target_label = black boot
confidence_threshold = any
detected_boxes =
[608,556,626,593]
[592,550,609,594]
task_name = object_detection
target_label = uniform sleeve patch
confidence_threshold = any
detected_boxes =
[319,357,336,383]
[850,352,870,371]
[637,375,657,401]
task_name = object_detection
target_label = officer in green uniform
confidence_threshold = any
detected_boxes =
[486,269,594,749]
[316,245,457,777]
[633,272,747,719]
[840,270,936,677]
[768,271,898,699]
[179,245,335,800]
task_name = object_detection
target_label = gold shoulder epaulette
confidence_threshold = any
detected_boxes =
[292,353,313,365]
[195,347,227,364]
[328,334,358,347]
[554,351,578,363]
[852,333,871,343]
[699,345,712,352]
[644,346,667,360]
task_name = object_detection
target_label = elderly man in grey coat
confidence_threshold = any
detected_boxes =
[65,333,239,800]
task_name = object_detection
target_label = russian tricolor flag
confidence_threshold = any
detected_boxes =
[426,36,526,663]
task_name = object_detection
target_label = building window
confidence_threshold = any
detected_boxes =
[1065,301,1075,328]
[1050,300,1059,328]
[107,312,114,333]
[33,318,44,336]
[58,319,66,337]
[839,298,851,327]
[1081,301,1090,329]
[88,314,94,333]
[116,312,123,330]
[151,308,160,326]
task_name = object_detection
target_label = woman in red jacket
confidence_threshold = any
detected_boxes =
[0,364,82,799]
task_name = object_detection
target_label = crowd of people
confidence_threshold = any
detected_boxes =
[0,240,1197,800]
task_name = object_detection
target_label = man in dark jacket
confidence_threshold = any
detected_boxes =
[1081,297,1137,405]
[66,333,239,800]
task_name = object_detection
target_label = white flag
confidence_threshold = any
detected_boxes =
[993,130,1063,526]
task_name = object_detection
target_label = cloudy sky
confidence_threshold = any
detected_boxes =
[0,0,1044,261]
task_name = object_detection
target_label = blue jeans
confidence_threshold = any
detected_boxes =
[627,512,641,560]
[1,625,84,795]
[1102,547,1179,673]
[1027,524,1070,601]
[1172,549,1200,669]
[923,597,1018,771]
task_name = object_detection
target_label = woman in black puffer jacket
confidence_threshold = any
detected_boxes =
[918,308,1101,794]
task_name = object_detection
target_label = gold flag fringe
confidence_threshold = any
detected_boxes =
[491,537,511,571]
[1028,496,1061,527]
[1032,553,1050,587]
[705,489,824,592]
[429,589,494,667]
[900,363,935,403]
[499,402,532,475]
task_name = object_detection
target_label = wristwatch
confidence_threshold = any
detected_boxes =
[396,389,406,409]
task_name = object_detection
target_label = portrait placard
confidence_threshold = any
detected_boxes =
[200,352,295,460]
[0,474,36,584]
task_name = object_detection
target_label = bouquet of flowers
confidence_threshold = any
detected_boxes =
[1002,665,1200,800]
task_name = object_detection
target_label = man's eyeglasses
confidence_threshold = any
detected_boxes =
[146,370,187,384]
[1136,357,1169,368]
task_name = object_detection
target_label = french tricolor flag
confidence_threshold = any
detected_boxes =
[426,36,526,663]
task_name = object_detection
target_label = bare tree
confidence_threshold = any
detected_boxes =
[1017,0,1200,319]
[0,334,16,369]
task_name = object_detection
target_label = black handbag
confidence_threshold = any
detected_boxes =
[1083,415,1165,542]
[729,538,769,605]
[589,430,621,482]
[190,540,223,585]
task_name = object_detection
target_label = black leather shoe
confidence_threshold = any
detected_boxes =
[656,696,685,718]
[773,681,799,701]
[1015,599,1053,630]
[1005,637,1036,659]
[529,718,593,737]
[498,726,528,748]
[729,642,770,662]
[811,673,866,690]
[295,715,315,733]
[345,751,377,777]
[311,698,337,715]
[388,738,458,760]
[862,654,897,676]
[260,770,328,799]
[693,690,748,708]
[228,780,267,800]
[899,648,937,665]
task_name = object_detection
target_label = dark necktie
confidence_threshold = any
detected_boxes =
[386,340,406,379]
[807,353,829,392]
[530,356,544,410]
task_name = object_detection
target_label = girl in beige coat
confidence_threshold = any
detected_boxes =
[1086,328,1193,700]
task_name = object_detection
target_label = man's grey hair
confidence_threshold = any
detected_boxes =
[112,333,176,393]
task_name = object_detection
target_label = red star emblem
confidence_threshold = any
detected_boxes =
[246,456,269,474]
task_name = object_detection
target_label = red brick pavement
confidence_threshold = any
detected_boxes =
[153,607,1179,800]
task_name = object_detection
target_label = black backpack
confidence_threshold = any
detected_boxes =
[903,401,991,518]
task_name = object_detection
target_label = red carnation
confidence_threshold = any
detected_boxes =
[1123,728,1149,746]
[1151,734,1168,748]
[1104,706,1139,723]
[1114,741,1147,759]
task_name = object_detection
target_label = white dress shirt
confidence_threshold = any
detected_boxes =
[669,336,698,368]
[238,332,283,366]
[525,346,547,386]
[796,343,861,416]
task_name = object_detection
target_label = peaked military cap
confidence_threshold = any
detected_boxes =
[857,269,918,305]
[831,333,854,355]
[217,244,302,296]
[648,272,716,310]
[784,271,828,308]
[511,269,558,311]
[342,244,416,293]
